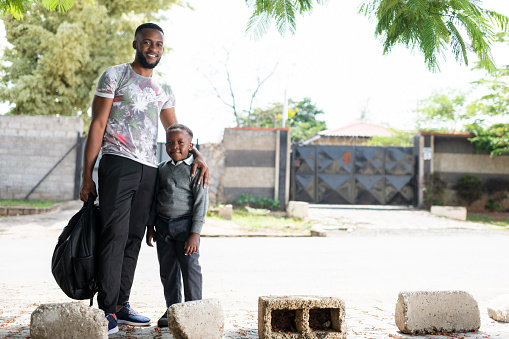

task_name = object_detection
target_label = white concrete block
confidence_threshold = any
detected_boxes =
[488,294,509,322]
[287,201,309,220]
[219,204,233,220]
[168,299,224,339]
[395,291,480,334]
[30,303,107,339]
[430,206,467,221]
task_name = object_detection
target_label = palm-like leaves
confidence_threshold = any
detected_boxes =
[1,0,84,19]
[359,0,509,72]
[246,0,327,39]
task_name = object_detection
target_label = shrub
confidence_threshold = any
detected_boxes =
[484,178,509,211]
[454,174,484,207]
[234,193,281,210]
[423,174,447,209]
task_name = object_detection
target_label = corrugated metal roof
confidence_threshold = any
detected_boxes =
[318,121,392,137]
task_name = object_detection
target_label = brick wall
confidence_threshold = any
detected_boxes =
[0,115,83,201]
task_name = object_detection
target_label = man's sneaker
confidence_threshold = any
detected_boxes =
[115,301,151,326]
[105,313,118,335]
[157,311,168,327]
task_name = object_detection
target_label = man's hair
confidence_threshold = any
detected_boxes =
[135,23,164,38]
[167,124,193,140]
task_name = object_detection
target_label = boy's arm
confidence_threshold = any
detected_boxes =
[184,233,200,255]
[184,168,209,255]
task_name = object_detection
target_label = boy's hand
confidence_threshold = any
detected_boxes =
[146,225,156,247]
[184,233,200,255]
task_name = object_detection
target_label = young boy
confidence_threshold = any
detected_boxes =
[146,124,208,327]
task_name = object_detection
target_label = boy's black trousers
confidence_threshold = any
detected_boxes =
[155,215,203,307]
[97,155,157,314]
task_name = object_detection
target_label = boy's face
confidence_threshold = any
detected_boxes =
[166,129,193,162]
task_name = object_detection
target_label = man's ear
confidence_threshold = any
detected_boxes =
[132,40,137,50]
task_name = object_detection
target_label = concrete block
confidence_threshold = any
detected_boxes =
[167,299,224,339]
[30,303,108,339]
[258,295,346,339]
[219,204,233,219]
[286,201,309,220]
[395,291,480,334]
[430,206,467,221]
[488,294,509,322]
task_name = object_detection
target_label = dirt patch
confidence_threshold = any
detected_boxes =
[469,211,509,223]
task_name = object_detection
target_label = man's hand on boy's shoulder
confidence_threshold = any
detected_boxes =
[184,233,200,255]
[190,156,209,189]
[146,225,156,247]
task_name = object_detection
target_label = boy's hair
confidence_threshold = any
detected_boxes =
[135,23,164,38]
[167,124,193,140]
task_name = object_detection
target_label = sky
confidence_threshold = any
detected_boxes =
[156,0,509,144]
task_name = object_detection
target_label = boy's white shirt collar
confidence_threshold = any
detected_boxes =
[169,154,194,166]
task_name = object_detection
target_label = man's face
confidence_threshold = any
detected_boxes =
[166,129,193,162]
[134,28,164,69]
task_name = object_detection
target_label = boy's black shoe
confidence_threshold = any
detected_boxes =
[157,311,168,327]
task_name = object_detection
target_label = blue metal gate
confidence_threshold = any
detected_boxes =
[291,145,416,205]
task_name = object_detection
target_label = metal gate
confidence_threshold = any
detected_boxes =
[291,145,416,205]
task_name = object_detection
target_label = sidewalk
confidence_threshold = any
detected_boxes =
[1,201,509,338]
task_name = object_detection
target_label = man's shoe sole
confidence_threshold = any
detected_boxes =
[117,319,151,326]
[108,326,119,335]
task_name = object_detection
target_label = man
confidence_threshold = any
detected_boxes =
[79,23,208,335]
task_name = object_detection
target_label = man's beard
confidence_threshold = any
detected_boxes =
[137,49,160,69]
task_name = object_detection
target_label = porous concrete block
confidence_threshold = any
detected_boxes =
[395,291,480,334]
[286,201,309,220]
[488,294,509,322]
[258,295,346,339]
[30,303,107,339]
[430,206,467,221]
[219,204,233,220]
[168,298,224,339]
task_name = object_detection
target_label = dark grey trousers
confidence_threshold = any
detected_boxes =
[97,155,157,314]
[155,215,202,307]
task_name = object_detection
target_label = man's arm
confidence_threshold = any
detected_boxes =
[79,96,113,202]
[160,108,209,187]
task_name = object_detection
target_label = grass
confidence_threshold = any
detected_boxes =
[467,214,509,227]
[0,199,59,208]
[208,209,315,232]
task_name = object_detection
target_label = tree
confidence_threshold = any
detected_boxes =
[204,48,278,127]
[0,0,179,119]
[246,0,509,72]
[0,0,78,20]
[240,97,327,143]
[414,90,470,131]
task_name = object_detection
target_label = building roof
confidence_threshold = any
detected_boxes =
[318,121,392,138]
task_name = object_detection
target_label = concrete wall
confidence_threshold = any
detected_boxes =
[222,128,291,208]
[416,132,509,210]
[0,115,83,201]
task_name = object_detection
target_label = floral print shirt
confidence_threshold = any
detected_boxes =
[95,63,176,167]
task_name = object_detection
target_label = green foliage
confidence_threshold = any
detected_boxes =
[234,193,281,210]
[359,0,509,72]
[423,173,447,209]
[239,97,327,143]
[0,0,179,119]
[465,123,509,157]
[366,128,415,146]
[454,174,484,207]
[415,90,471,131]
[0,0,80,20]
[0,199,58,207]
[245,0,327,39]
[483,177,509,211]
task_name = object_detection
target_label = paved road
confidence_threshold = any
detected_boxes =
[1,202,509,338]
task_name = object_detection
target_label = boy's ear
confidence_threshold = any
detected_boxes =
[189,143,194,150]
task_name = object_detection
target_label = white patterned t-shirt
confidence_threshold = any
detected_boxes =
[94,63,176,167]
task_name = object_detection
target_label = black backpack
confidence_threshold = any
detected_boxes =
[51,194,101,304]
